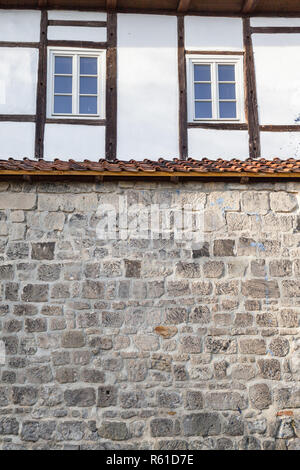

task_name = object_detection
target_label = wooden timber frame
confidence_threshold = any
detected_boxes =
[0,3,299,160]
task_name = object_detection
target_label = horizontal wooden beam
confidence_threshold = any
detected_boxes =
[177,0,191,13]
[47,40,107,49]
[48,20,107,27]
[46,118,106,126]
[260,125,300,132]
[0,41,39,48]
[251,26,300,33]
[185,50,244,55]
[242,0,260,14]
[0,170,299,178]
[0,115,36,122]
[188,122,248,130]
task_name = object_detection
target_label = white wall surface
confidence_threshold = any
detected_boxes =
[0,10,41,42]
[260,132,300,159]
[185,16,244,51]
[0,48,38,114]
[251,17,300,27]
[117,14,179,160]
[48,26,107,42]
[188,128,249,160]
[48,10,107,21]
[253,34,300,125]
[0,122,35,158]
[44,124,105,160]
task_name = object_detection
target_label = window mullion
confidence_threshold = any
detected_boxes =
[213,62,218,120]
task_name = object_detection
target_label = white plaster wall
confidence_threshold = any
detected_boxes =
[44,124,105,160]
[0,122,35,158]
[188,128,249,160]
[48,10,107,21]
[260,132,300,159]
[0,10,41,42]
[117,14,179,160]
[251,18,300,27]
[253,34,300,125]
[48,26,107,42]
[0,48,38,114]
[185,16,243,51]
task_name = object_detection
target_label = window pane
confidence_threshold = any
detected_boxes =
[54,76,72,94]
[80,57,97,75]
[54,95,72,114]
[219,83,236,100]
[55,56,72,74]
[194,64,211,82]
[219,101,236,118]
[194,83,211,100]
[218,64,235,81]
[195,101,212,119]
[80,96,97,114]
[80,76,97,95]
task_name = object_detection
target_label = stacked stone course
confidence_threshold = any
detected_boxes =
[0,179,299,450]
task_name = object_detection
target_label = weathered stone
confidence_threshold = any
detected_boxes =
[190,305,210,324]
[7,242,29,260]
[12,386,38,405]
[124,260,141,278]
[258,359,281,380]
[176,262,201,278]
[97,386,117,407]
[203,261,224,278]
[25,317,47,333]
[134,335,159,351]
[0,193,36,210]
[61,331,85,348]
[282,280,300,297]
[239,338,266,355]
[150,418,176,437]
[127,360,148,382]
[38,264,61,282]
[269,260,292,277]
[183,413,221,437]
[185,391,203,410]
[270,192,298,212]
[154,325,178,339]
[82,280,105,299]
[0,265,14,280]
[156,390,181,408]
[31,242,55,260]
[249,383,272,409]
[181,336,202,354]
[205,392,247,411]
[241,280,279,298]
[56,367,78,384]
[241,191,269,214]
[56,421,85,441]
[98,421,130,441]
[205,337,237,354]
[223,415,244,436]
[239,436,261,450]
[64,388,96,407]
[166,307,188,324]
[269,337,290,357]
[22,284,49,302]
[0,417,19,435]
[213,239,235,257]
[27,365,53,384]
[102,311,124,328]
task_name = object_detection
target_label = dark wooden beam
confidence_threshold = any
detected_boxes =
[177,0,191,13]
[0,41,39,48]
[251,26,300,33]
[46,118,106,126]
[105,12,117,160]
[242,0,260,14]
[107,0,117,11]
[188,123,248,130]
[35,10,48,159]
[260,125,300,132]
[177,16,188,160]
[0,115,36,122]
[243,17,260,159]
[48,20,107,27]
[47,40,107,49]
[186,50,244,55]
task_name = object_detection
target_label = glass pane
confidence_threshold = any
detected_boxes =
[194,83,211,100]
[218,64,235,81]
[55,56,72,74]
[194,64,211,82]
[195,101,212,119]
[219,101,236,118]
[54,76,72,94]
[54,95,72,114]
[219,83,236,100]
[80,76,97,95]
[80,96,97,114]
[80,57,97,75]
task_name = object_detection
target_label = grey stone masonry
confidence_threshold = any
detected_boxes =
[0,179,299,450]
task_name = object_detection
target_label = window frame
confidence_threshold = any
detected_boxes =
[186,54,245,123]
[47,47,106,120]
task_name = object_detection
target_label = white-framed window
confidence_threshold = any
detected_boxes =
[186,55,245,123]
[47,48,106,119]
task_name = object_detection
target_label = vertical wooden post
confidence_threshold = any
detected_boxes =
[35,10,48,159]
[178,15,188,160]
[105,12,117,161]
[243,17,261,159]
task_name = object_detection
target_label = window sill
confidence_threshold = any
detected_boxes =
[46,118,106,126]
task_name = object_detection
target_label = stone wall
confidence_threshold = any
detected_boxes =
[0,178,299,450]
